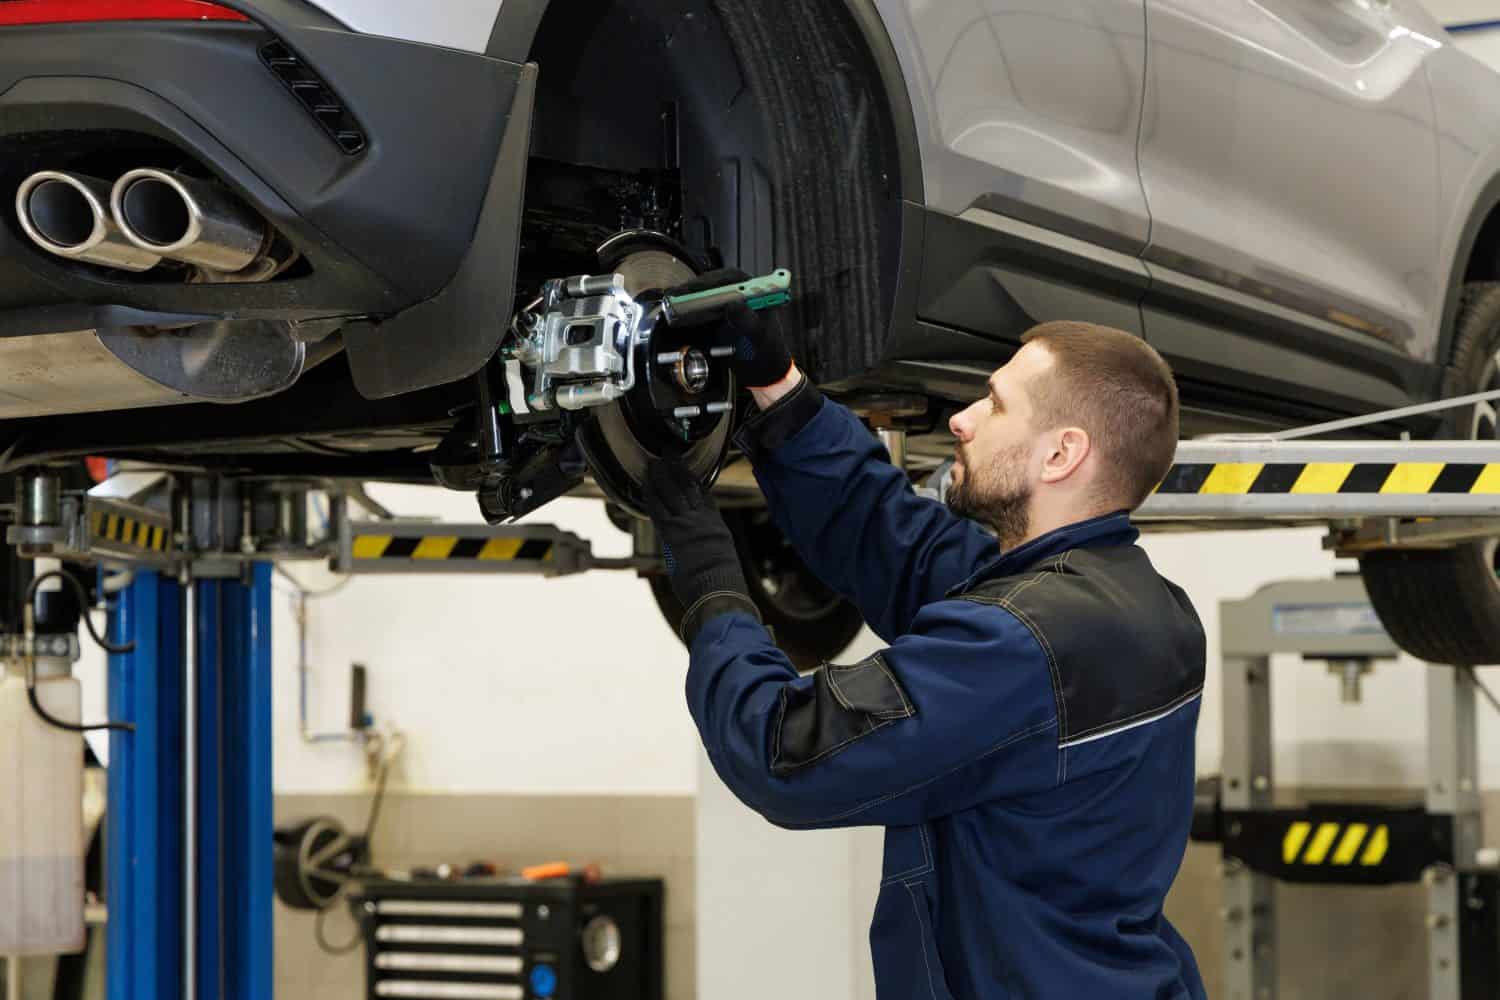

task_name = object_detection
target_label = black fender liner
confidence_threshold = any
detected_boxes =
[487,0,923,205]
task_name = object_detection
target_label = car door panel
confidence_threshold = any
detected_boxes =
[875,0,1151,249]
[868,0,1155,353]
[1139,0,1442,394]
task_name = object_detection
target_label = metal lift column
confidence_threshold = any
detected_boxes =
[1204,577,1488,999]
[106,563,273,1000]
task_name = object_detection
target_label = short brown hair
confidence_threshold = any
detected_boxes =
[1019,321,1179,509]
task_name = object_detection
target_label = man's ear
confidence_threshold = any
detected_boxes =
[1039,427,1091,484]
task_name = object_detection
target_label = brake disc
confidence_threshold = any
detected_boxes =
[574,247,734,516]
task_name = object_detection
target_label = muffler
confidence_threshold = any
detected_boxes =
[0,322,307,420]
[111,168,269,274]
[14,171,162,272]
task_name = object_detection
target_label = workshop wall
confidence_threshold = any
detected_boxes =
[1427,0,1500,25]
[1426,2,1500,65]
[269,486,700,795]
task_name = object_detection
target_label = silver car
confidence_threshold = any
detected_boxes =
[1,0,1496,663]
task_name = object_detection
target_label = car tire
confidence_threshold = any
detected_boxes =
[1359,281,1500,665]
[647,509,864,671]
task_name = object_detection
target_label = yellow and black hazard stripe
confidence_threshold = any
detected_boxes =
[1222,807,1430,885]
[1157,461,1500,496]
[1281,820,1389,868]
[89,510,169,553]
[350,534,555,562]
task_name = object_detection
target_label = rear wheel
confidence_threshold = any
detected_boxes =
[648,508,863,670]
[1360,282,1500,665]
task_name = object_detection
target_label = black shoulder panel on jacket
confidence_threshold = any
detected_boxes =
[772,653,916,776]
[961,546,1205,747]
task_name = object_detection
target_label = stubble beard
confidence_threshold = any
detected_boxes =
[946,441,1033,550]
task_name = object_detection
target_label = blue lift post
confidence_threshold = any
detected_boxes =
[106,572,184,1000]
[106,566,274,1000]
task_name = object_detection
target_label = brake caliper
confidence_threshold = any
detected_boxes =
[509,268,791,413]
[433,268,791,524]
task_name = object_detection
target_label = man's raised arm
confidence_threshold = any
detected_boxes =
[736,368,994,641]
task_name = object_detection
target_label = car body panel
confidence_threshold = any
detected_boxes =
[872,0,1151,252]
[1138,0,1441,367]
[302,0,500,52]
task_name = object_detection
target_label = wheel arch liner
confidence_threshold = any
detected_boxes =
[484,0,925,206]
[1438,171,1500,370]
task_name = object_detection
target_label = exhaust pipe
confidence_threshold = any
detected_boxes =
[111,168,269,274]
[15,171,162,272]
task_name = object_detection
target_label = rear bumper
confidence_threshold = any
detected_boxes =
[0,1,533,395]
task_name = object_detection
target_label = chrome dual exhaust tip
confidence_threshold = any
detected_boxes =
[110,168,268,274]
[16,168,271,275]
[14,171,162,272]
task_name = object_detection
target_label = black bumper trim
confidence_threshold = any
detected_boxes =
[342,63,536,399]
[0,13,528,380]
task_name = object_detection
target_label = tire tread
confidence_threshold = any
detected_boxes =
[1360,281,1500,665]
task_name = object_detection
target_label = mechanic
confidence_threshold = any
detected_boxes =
[642,275,1207,999]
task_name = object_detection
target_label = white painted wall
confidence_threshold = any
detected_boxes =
[1425,2,1500,66]
[78,486,702,797]
[270,485,701,795]
[696,744,883,1000]
[1426,0,1500,25]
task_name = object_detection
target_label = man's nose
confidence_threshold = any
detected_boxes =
[950,402,977,441]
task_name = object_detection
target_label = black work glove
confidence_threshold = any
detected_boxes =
[664,269,796,389]
[641,459,763,643]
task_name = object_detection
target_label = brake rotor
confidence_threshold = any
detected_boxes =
[574,246,735,516]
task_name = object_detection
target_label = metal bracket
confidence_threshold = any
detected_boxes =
[10,493,174,565]
[334,518,657,577]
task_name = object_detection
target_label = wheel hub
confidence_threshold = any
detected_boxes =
[575,246,735,515]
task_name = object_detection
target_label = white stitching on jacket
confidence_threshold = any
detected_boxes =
[868,653,916,718]
[824,663,858,712]
[882,823,935,884]
[901,881,941,1000]
[770,689,790,772]
[993,597,1068,741]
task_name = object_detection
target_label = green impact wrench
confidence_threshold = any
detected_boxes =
[659,268,792,325]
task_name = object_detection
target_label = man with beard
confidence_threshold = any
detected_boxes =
[642,277,1206,999]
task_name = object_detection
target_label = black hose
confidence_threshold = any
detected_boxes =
[25,569,135,655]
[22,569,135,734]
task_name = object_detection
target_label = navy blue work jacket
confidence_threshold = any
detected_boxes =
[686,386,1208,998]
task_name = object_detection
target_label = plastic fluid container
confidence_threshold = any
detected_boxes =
[0,658,84,955]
